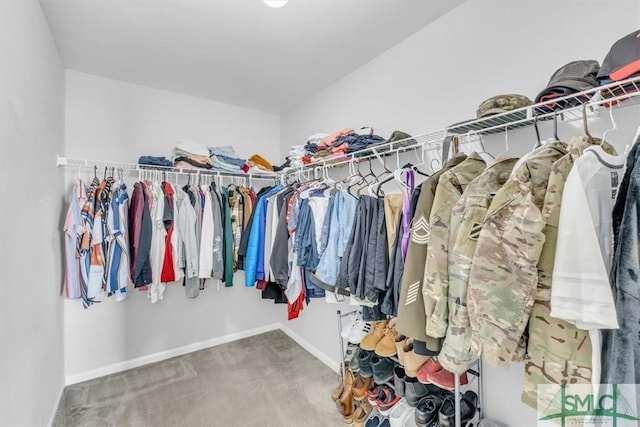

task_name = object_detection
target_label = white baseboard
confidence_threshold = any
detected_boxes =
[48,382,65,426]
[64,323,281,385]
[277,323,341,373]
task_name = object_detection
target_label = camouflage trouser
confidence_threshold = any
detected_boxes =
[468,187,545,368]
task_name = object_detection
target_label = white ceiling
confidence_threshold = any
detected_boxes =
[40,0,463,114]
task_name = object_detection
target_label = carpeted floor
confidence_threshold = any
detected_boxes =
[53,330,345,426]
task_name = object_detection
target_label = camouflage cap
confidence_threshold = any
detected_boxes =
[476,94,533,118]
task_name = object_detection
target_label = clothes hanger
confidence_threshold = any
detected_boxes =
[496,125,510,159]
[602,105,625,146]
[582,103,593,137]
[532,114,542,149]
[473,131,495,161]
[553,110,560,141]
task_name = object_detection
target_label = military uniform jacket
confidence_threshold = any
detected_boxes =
[422,152,486,339]
[467,141,566,369]
[438,157,517,374]
[522,136,616,408]
[396,155,466,351]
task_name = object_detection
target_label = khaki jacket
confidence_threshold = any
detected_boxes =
[396,155,466,350]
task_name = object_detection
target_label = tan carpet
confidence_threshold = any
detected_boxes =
[53,330,345,427]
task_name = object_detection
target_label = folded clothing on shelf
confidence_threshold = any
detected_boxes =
[244,154,274,172]
[173,140,213,170]
[208,145,246,172]
[138,155,173,167]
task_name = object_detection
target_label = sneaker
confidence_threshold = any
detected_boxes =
[427,367,468,391]
[350,319,373,344]
[341,311,361,339]
[361,320,388,351]
[416,359,441,384]
[388,399,413,427]
[376,385,401,415]
[366,383,380,405]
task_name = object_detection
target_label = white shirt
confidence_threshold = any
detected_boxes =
[551,145,626,387]
[551,146,625,330]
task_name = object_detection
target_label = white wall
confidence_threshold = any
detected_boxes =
[280,1,640,426]
[0,0,66,425]
[63,70,286,382]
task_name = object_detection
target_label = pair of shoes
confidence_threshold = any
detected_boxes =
[352,400,374,427]
[388,399,414,427]
[361,320,389,351]
[350,319,374,345]
[394,332,408,365]
[393,366,406,397]
[417,359,468,391]
[374,318,399,357]
[341,311,362,339]
[438,391,478,426]
[359,350,374,378]
[365,409,390,427]
[404,377,442,408]
[353,375,373,401]
[337,369,356,418]
[371,355,396,384]
[374,385,401,416]
[345,343,362,374]
[415,392,451,427]
[399,340,431,378]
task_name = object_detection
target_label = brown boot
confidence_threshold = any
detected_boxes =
[375,319,398,357]
[402,339,431,378]
[360,320,388,351]
[337,369,355,417]
[394,333,407,366]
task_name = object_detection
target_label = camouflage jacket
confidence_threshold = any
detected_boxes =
[422,152,486,339]
[522,136,616,408]
[438,158,518,374]
[467,141,566,369]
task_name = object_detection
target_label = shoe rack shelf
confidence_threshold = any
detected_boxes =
[336,311,484,427]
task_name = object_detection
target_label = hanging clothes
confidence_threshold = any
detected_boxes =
[438,157,518,375]
[601,135,640,387]
[423,152,486,339]
[395,154,466,354]
[522,135,617,408]
[63,179,87,301]
[467,142,566,369]
[129,182,153,289]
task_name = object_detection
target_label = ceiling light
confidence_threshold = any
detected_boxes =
[263,0,288,8]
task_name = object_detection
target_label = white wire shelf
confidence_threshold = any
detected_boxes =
[56,156,280,182]
[281,75,640,176]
